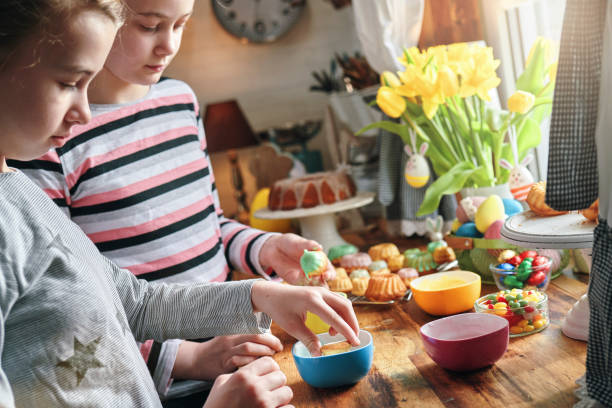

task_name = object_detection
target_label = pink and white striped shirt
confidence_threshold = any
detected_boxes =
[10,78,275,396]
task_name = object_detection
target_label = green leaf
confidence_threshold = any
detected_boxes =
[416,161,478,216]
[516,40,548,94]
[356,120,410,143]
[516,117,541,159]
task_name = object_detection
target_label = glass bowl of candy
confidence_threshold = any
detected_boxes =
[474,289,549,337]
[489,250,553,291]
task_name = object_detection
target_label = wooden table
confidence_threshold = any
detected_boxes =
[272,275,588,407]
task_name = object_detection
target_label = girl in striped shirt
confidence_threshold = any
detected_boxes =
[11,0,339,405]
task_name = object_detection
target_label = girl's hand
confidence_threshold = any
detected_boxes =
[258,234,336,284]
[173,334,283,380]
[203,356,293,408]
[251,281,360,356]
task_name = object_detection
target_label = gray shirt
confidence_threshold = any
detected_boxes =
[0,171,271,407]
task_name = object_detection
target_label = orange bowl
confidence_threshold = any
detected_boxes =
[410,270,481,316]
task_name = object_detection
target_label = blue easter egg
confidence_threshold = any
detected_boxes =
[455,222,484,238]
[502,198,523,216]
[497,263,515,271]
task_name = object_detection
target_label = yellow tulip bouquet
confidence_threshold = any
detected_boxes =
[358,39,556,215]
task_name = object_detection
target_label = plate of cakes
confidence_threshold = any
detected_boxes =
[324,242,458,305]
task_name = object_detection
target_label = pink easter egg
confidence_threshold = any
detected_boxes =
[484,219,504,240]
[485,219,505,257]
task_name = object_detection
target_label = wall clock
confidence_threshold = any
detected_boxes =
[212,0,306,43]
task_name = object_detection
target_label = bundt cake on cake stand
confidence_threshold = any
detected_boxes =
[255,191,374,251]
[500,211,594,342]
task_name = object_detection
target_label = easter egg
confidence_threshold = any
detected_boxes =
[497,250,516,264]
[484,219,504,240]
[249,188,292,232]
[451,218,462,233]
[455,222,483,238]
[475,195,506,233]
[456,196,486,223]
[502,198,523,216]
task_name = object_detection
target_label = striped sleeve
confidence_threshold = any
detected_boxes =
[7,151,71,216]
[107,256,272,341]
[195,104,278,278]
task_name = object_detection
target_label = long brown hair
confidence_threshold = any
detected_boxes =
[0,0,124,70]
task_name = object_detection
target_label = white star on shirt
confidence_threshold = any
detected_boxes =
[56,336,104,386]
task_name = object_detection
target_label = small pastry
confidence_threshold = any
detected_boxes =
[368,243,400,262]
[300,249,328,279]
[387,254,405,272]
[349,269,370,280]
[334,267,348,280]
[328,276,353,293]
[365,273,407,301]
[350,277,370,296]
[580,199,599,223]
[327,244,358,266]
[526,181,567,216]
[397,268,419,286]
[370,267,391,277]
[432,246,456,264]
[368,260,388,273]
[321,341,352,356]
[339,252,372,272]
[405,251,437,275]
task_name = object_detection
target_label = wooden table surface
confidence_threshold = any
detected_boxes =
[271,274,588,408]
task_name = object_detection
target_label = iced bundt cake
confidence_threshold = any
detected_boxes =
[268,170,356,211]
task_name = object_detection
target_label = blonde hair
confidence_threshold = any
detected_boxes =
[0,0,125,69]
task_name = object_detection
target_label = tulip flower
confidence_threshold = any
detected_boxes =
[507,90,536,114]
[376,87,406,118]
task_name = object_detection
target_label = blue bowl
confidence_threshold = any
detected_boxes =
[292,330,373,388]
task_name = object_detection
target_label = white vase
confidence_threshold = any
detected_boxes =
[459,183,513,199]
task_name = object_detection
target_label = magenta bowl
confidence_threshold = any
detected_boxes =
[420,313,509,371]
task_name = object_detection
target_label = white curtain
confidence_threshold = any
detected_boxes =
[351,0,425,73]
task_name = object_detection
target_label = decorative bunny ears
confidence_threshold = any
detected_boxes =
[499,126,533,170]
[404,129,429,156]
[426,215,444,242]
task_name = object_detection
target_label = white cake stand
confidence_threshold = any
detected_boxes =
[500,210,595,341]
[254,191,375,251]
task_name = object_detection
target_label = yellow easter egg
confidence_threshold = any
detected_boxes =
[249,188,292,232]
[475,195,505,233]
[305,312,330,334]
[405,174,429,188]
[451,218,462,233]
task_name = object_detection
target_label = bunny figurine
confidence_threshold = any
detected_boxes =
[404,130,430,188]
[500,127,535,201]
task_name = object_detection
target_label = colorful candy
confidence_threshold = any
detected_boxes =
[493,250,552,290]
[475,289,549,336]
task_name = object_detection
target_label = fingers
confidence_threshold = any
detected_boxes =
[322,262,336,281]
[233,333,283,352]
[307,294,360,347]
[289,321,323,356]
[238,355,280,377]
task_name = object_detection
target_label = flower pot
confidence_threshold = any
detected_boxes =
[458,183,513,201]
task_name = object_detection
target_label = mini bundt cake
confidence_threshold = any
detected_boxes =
[397,268,419,286]
[328,276,353,293]
[404,250,437,275]
[300,249,328,279]
[367,260,388,273]
[339,252,372,272]
[350,277,370,296]
[387,254,405,272]
[369,268,391,277]
[526,181,567,216]
[268,170,357,211]
[349,269,370,280]
[334,267,349,280]
[368,243,400,262]
[327,244,358,266]
[365,273,407,301]
[432,246,456,264]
